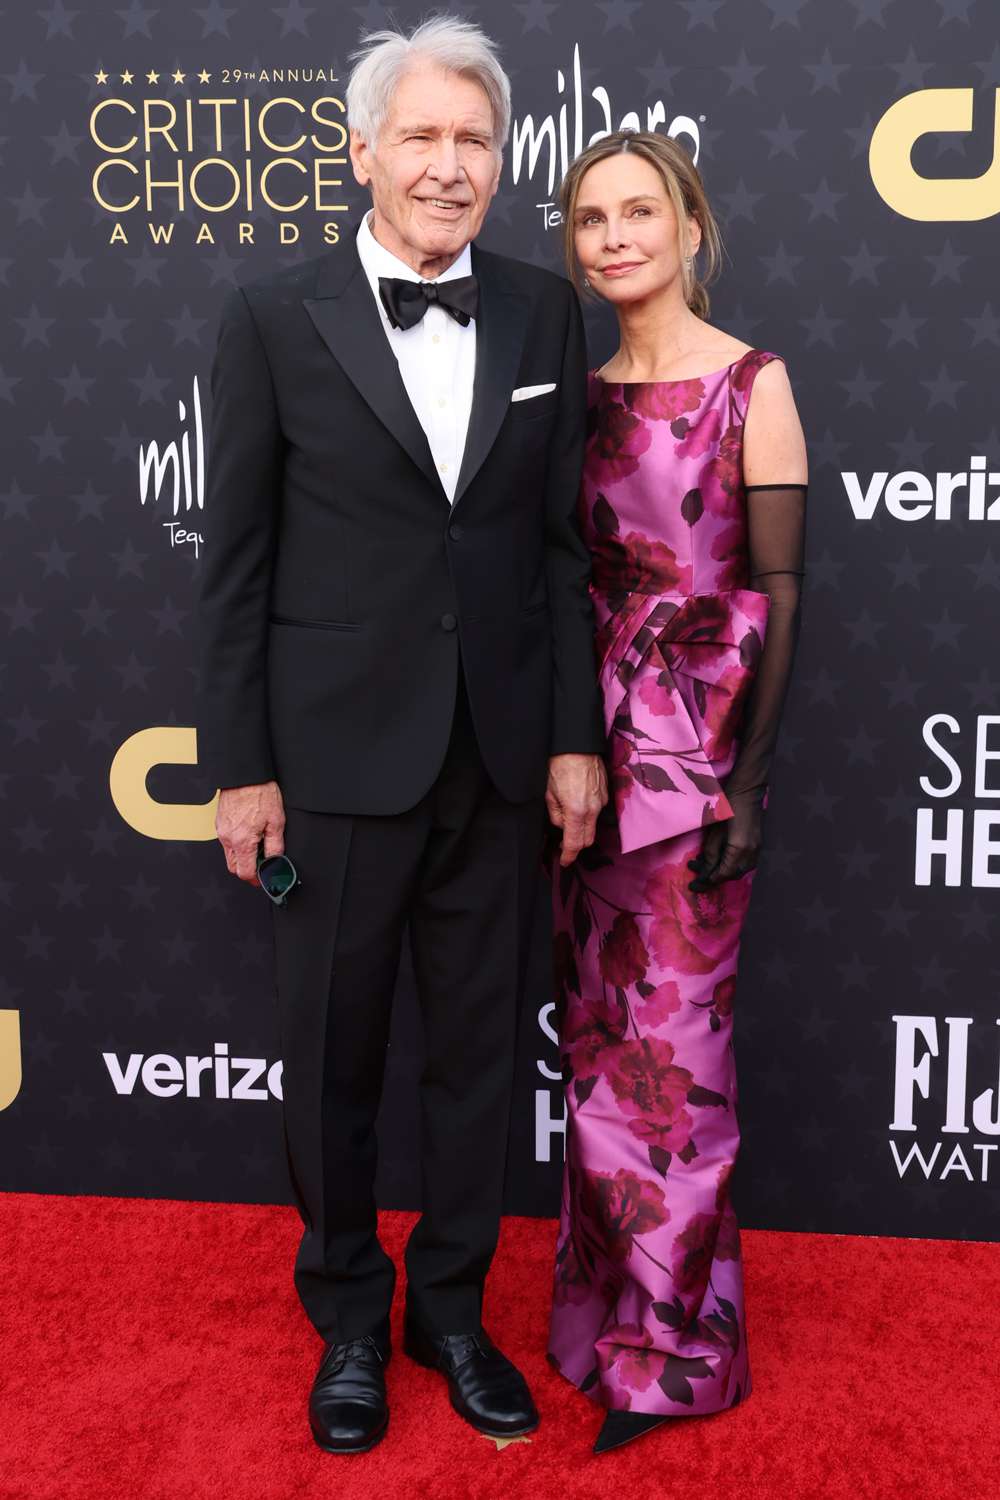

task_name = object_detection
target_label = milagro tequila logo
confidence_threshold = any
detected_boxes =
[510,44,703,227]
[138,374,205,558]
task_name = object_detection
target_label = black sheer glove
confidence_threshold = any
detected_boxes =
[688,484,807,891]
[688,789,763,890]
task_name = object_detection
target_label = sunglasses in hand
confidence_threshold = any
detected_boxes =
[256,847,300,906]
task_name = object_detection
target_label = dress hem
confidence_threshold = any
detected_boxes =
[547,1344,753,1419]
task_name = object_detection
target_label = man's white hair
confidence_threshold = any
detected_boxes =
[346,14,511,153]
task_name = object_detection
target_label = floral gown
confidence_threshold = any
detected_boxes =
[548,349,802,1417]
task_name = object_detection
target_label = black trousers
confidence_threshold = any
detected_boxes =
[271,676,545,1348]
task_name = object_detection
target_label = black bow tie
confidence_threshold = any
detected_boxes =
[378,273,479,332]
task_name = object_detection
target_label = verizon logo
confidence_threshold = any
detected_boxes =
[102,1041,283,1101]
[843,458,1000,521]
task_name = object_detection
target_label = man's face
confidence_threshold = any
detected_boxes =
[350,62,503,275]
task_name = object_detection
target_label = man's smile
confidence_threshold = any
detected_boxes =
[417,196,470,212]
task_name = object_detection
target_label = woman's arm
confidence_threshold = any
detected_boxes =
[689,359,808,890]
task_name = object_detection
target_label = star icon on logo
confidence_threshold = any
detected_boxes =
[172,68,186,83]
[95,68,109,84]
[198,68,211,82]
[146,68,159,83]
[120,70,134,84]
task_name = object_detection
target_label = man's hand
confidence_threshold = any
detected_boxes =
[216,780,286,885]
[546,754,608,867]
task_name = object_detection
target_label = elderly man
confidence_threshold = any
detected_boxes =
[196,15,607,1454]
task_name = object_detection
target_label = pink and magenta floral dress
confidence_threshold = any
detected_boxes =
[548,349,786,1417]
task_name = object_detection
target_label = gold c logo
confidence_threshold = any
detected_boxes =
[0,1011,22,1111]
[869,87,1000,221]
[109,727,218,840]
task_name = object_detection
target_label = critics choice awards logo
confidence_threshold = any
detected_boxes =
[87,64,348,247]
[870,87,1000,223]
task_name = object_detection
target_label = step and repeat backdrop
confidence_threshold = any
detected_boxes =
[3,0,998,1239]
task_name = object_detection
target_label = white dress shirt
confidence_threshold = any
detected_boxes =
[355,209,476,505]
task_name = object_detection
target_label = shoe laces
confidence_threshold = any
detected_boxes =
[449,1333,487,1366]
[323,1336,382,1376]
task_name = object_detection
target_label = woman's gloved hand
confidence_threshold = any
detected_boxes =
[687,786,765,891]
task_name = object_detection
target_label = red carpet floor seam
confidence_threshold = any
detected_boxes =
[2,1193,998,1500]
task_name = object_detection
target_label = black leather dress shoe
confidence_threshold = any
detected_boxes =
[404,1321,539,1438]
[308,1335,389,1455]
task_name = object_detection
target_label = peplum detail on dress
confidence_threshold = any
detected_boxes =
[598,584,770,855]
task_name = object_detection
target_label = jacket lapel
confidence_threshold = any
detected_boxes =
[453,247,531,510]
[303,236,532,509]
[303,243,444,496]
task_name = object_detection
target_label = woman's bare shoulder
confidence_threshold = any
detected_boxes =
[699,324,756,365]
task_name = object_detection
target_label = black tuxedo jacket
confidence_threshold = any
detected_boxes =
[195,230,605,813]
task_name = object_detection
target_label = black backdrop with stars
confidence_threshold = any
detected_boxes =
[4,0,999,1241]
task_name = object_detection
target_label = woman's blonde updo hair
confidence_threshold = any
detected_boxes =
[559,129,723,320]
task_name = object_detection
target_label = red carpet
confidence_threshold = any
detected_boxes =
[3,1194,998,1500]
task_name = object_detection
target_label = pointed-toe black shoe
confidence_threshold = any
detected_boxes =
[593,1409,668,1454]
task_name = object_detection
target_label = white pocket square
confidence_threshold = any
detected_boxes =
[511,382,557,402]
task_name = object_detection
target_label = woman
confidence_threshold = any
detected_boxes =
[547,129,807,1454]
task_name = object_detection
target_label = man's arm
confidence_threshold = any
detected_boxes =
[196,286,286,882]
[543,283,606,757]
[542,283,608,864]
[196,285,282,793]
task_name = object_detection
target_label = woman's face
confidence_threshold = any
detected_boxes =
[572,151,701,307]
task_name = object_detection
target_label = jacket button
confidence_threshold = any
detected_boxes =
[441,613,457,632]
[449,523,463,541]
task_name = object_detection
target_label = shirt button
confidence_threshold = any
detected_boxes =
[432,334,441,344]
[441,613,457,632]
[439,462,448,473]
[449,523,463,541]
[438,398,447,408]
